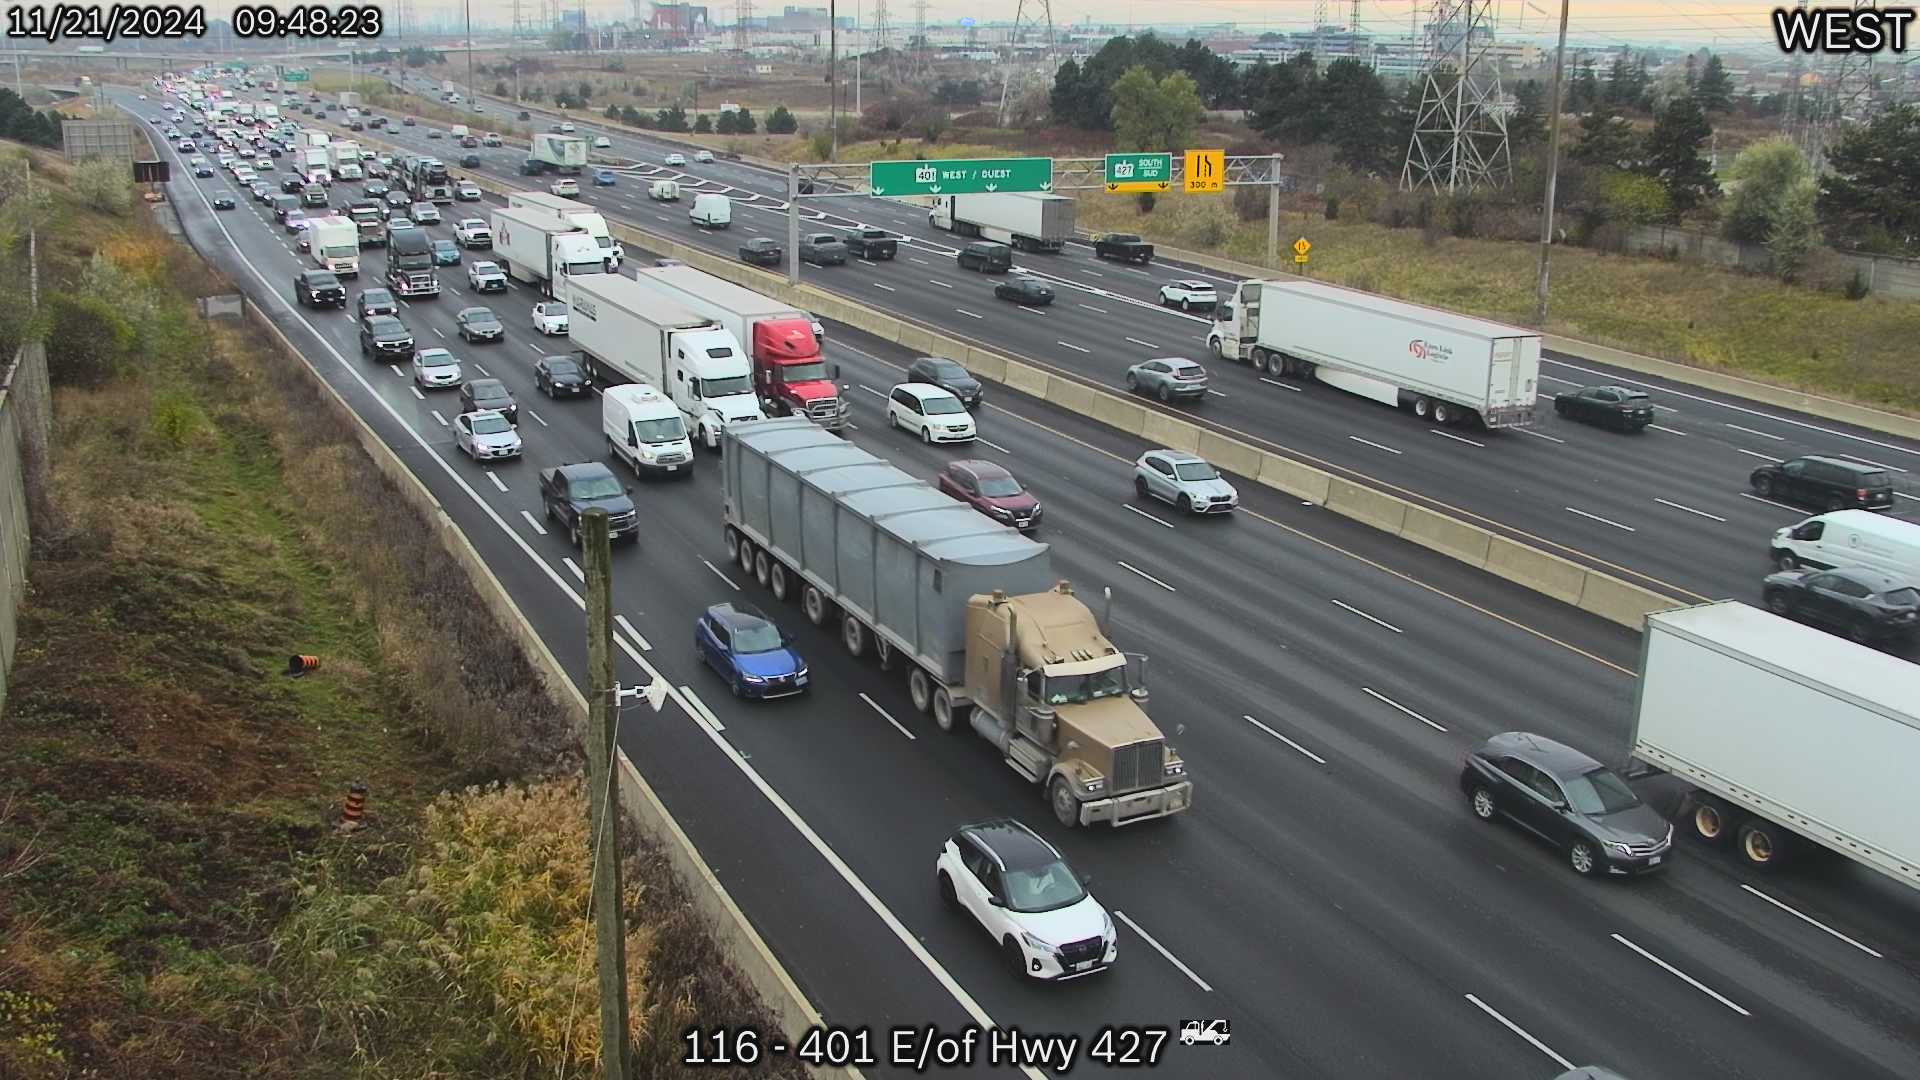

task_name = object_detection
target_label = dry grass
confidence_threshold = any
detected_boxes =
[1077,189,1920,414]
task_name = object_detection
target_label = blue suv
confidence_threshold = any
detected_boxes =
[695,603,809,699]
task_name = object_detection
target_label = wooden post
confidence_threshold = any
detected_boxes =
[582,508,631,1079]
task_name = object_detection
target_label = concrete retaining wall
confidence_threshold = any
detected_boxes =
[0,343,50,719]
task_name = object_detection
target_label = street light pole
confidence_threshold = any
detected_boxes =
[829,0,838,160]
[465,0,475,108]
[1532,0,1572,329]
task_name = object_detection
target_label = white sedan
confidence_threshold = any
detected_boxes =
[694,149,715,164]
[935,821,1116,981]
[549,177,579,197]
[412,347,463,389]
[663,152,686,167]
[593,135,612,149]
[1157,279,1217,312]
[531,301,570,336]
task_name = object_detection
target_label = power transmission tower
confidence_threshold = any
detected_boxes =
[997,0,1054,126]
[735,0,754,49]
[1313,0,1329,28]
[1401,0,1512,194]
[871,0,891,83]
[1806,1,1879,166]
[913,0,929,76]
[1350,0,1362,31]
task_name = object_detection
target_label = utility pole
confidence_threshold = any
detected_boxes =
[582,508,632,1080]
[830,0,839,160]
[465,0,475,113]
[1531,0,1570,328]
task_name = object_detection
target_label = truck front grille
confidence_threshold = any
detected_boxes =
[1110,740,1165,792]
[806,398,841,421]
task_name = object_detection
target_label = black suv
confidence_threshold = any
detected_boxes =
[1552,385,1655,432]
[1460,732,1672,878]
[1750,455,1895,512]
[957,241,1012,274]
[358,315,415,359]
[356,287,398,321]
[539,463,638,547]
[293,270,346,309]
[458,378,519,424]
[1762,565,1920,643]
[907,357,982,410]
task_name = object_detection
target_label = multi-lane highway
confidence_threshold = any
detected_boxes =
[124,83,1920,1079]
[360,71,1920,613]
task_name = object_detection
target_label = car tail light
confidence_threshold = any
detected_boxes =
[1858,488,1869,501]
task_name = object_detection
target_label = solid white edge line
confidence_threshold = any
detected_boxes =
[859,692,917,740]
[1116,560,1177,592]
[1331,599,1404,634]
[1515,427,1565,443]
[1610,933,1750,1016]
[1464,994,1575,1071]
[519,508,547,535]
[1111,910,1212,992]
[1360,686,1447,732]
[563,556,585,582]
[703,558,741,590]
[161,135,1043,1071]
[1565,506,1637,532]
[1258,377,1303,392]
[977,437,1012,454]
[1653,497,1726,522]
[679,685,725,732]
[1739,884,1883,958]
[614,613,655,652]
[1241,715,1327,765]
[1057,340,1090,353]
[1121,504,1176,529]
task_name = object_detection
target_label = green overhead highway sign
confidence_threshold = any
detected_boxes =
[1104,152,1171,193]
[869,157,1053,197]
[282,70,309,82]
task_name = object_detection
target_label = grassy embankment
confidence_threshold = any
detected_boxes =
[0,143,803,1079]
[1076,190,1920,415]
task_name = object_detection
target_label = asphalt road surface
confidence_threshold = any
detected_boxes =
[124,85,1920,1080]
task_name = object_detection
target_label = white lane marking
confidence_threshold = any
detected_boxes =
[977,437,1012,454]
[432,326,446,339]
[410,386,425,400]
[1539,374,1580,385]
[1738,492,1804,513]
[1543,356,1920,460]
[1117,560,1177,592]
[614,614,654,652]
[1122,504,1176,529]
[860,692,917,740]
[430,410,448,426]
[1464,994,1574,1072]
[1349,435,1402,455]
[389,363,405,377]
[1726,422,1784,441]
[472,362,490,376]
[1361,686,1447,732]
[526,341,545,351]
[1610,933,1750,1016]
[1206,389,1228,398]
[1112,910,1211,992]
[1565,506,1636,532]
[563,556,585,582]
[485,470,509,493]
[1516,427,1565,443]
[1079,268,1105,277]
[1078,304,1109,314]
[1241,715,1327,765]
[909,256,930,265]
[1332,599,1404,635]
[955,308,984,319]
[1739,884,1882,958]
[680,685,725,732]
[857,384,886,398]
[1654,498,1725,522]
[1648,424,1686,436]
[1259,377,1302,392]
[871,282,897,292]
[1652,403,1679,413]
[1057,340,1090,353]
[1733,447,1779,462]
[519,509,547,535]
[1018,306,1048,317]
[527,409,549,427]
[704,558,741,590]
[1124,336,1159,348]
[1431,429,1485,448]
[928,279,952,289]
[1834,452,1905,472]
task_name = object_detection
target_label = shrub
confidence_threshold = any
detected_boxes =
[765,105,798,134]
[1845,266,1871,300]
[693,113,712,134]
[1135,192,1156,214]
[44,294,132,387]
[1324,195,1340,220]
[71,159,130,216]
[807,130,833,161]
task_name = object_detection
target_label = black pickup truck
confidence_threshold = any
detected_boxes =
[841,227,898,260]
[1093,232,1155,265]
[539,463,639,547]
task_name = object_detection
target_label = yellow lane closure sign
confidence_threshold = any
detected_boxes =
[1183,149,1225,194]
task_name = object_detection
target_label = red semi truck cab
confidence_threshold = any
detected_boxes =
[751,318,849,431]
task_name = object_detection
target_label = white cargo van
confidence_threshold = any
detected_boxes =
[451,125,470,138]
[1771,509,1920,578]
[603,384,695,478]
[689,192,731,229]
[648,179,681,202]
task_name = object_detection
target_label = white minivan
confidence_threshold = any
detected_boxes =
[648,179,681,202]
[603,384,695,478]
[1771,509,1920,577]
[689,192,731,229]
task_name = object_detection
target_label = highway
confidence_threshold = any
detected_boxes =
[126,85,1920,1079]
[353,71,1920,615]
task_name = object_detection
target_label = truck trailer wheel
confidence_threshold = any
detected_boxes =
[754,549,771,587]
[803,585,830,626]
[768,561,791,602]
[1412,396,1432,419]
[736,537,756,573]
[1432,402,1455,425]
[1688,793,1734,846]
[1738,820,1790,869]
[932,687,965,733]
[723,526,740,562]
[1049,777,1080,829]
[909,668,934,715]
[842,614,867,657]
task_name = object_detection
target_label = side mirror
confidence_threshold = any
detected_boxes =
[985,896,1004,908]
[1079,873,1093,887]
[833,363,843,379]
[627,433,637,448]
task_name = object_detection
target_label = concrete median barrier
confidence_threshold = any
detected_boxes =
[1090,391,1149,436]
[1577,571,1674,629]
[1140,409,1203,454]
[1484,534,1588,606]
[1197,429,1269,482]
[1045,376,1099,418]
[962,347,1010,383]
[1257,452,1332,504]
[1398,505,1494,567]
[1325,477,1410,536]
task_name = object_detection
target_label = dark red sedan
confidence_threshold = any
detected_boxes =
[937,460,1041,532]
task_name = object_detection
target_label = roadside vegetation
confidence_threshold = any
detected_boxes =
[0,141,803,1079]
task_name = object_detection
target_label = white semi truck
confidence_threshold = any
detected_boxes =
[558,272,765,451]
[1631,600,1920,890]
[306,215,360,276]
[299,146,331,185]
[506,191,624,268]
[527,133,588,175]
[1207,279,1541,429]
[928,192,1076,253]
[490,206,610,295]
[327,139,363,181]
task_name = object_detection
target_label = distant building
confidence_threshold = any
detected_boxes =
[648,2,709,36]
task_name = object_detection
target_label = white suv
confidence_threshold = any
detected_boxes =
[1157,279,1217,312]
[936,820,1115,981]
[886,383,975,444]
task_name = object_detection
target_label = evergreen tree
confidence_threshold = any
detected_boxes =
[1571,57,1600,113]
[1817,104,1920,251]
[715,109,738,134]
[765,105,798,133]
[1696,55,1735,114]
[693,112,713,134]
[655,104,689,132]
[734,107,757,134]
[1638,93,1717,214]
[1572,105,1637,169]
[1507,80,1546,147]
[1246,52,1320,142]
[1318,58,1399,172]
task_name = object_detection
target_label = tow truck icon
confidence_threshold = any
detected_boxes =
[1179,1020,1231,1046]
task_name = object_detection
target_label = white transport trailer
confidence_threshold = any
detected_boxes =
[506,191,624,268]
[928,193,1075,253]
[490,206,609,295]
[1631,600,1920,890]
[1207,278,1541,429]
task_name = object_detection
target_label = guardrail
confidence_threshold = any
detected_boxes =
[0,343,50,718]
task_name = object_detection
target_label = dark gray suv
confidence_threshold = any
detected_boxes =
[1460,732,1672,878]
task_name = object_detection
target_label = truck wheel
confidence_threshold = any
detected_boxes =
[768,562,791,602]
[1207,337,1222,360]
[1412,396,1432,419]
[1266,353,1288,377]
[736,537,755,572]
[1774,551,1798,571]
[909,668,933,714]
[1049,777,1080,829]
[803,585,830,626]
[1738,820,1788,869]
[932,687,966,733]
[1433,401,1455,425]
[841,614,867,657]
[723,526,740,562]
[753,549,771,588]
[1688,794,1733,845]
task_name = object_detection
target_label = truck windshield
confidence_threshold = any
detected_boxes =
[566,260,609,277]
[1562,767,1642,816]
[322,244,356,259]
[698,374,752,398]
[777,361,828,383]
[593,235,614,250]
[1042,667,1127,706]
[632,417,686,444]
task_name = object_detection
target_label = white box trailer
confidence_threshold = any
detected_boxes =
[306,216,360,276]
[531,133,588,174]
[1207,279,1541,429]
[490,206,611,295]
[558,272,765,450]
[507,191,623,267]
[1631,601,1920,890]
[928,192,1075,253]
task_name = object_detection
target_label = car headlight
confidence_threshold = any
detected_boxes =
[1083,777,1104,794]
[1102,911,1115,944]
[1605,841,1634,856]
[988,506,1012,520]
[742,673,766,683]
[1020,931,1059,957]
